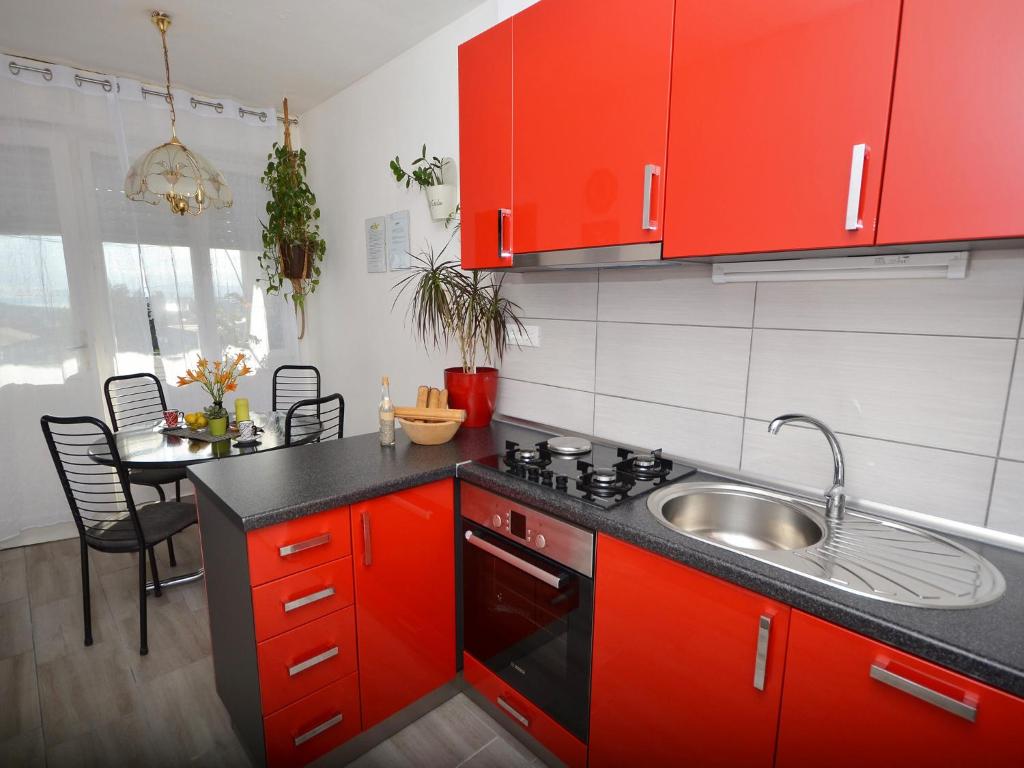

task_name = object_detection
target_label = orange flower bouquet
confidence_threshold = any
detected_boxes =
[176,352,252,421]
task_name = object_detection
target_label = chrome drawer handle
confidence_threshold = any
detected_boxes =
[845,143,867,231]
[498,208,512,259]
[288,646,339,677]
[753,614,772,691]
[869,663,978,722]
[293,713,343,746]
[283,586,335,613]
[497,696,530,728]
[278,533,331,558]
[641,163,661,231]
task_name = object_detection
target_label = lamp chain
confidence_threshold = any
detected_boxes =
[158,19,177,138]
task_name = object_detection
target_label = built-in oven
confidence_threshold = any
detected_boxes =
[461,483,594,742]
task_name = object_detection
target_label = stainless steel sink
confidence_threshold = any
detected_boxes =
[652,483,824,551]
[648,481,1006,608]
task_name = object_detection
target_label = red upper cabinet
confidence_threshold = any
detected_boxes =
[511,0,675,254]
[878,1,1024,244]
[777,611,1024,767]
[351,479,456,729]
[663,0,901,258]
[458,19,513,269]
[589,534,790,768]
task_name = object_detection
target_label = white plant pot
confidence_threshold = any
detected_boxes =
[426,184,457,221]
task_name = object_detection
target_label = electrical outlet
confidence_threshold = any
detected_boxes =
[507,324,540,348]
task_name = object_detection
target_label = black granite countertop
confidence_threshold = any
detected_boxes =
[189,419,1024,699]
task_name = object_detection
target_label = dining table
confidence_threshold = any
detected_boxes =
[87,410,322,591]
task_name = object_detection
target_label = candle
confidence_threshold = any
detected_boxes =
[234,397,250,422]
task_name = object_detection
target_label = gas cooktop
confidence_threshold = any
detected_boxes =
[474,437,698,510]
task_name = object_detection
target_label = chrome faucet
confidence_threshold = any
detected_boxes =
[768,414,846,520]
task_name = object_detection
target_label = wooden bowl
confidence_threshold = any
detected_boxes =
[398,417,461,446]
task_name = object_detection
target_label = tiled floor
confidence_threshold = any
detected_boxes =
[0,525,541,767]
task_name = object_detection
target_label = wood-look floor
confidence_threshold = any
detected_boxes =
[0,525,541,768]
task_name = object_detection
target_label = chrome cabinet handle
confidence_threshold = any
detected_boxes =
[465,530,566,589]
[283,586,335,613]
[288,645,339,677]
[844,143,867,231]
[753,614,772,691]
[869,663,978,722]
[278,533,331,558]
[497,696,530,728]
[642,164,661,231]
[293,713,343,746]
[498,208,512,259]
[361,512,373,566]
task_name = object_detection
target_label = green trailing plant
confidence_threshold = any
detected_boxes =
[392,225,526,373]
[259,141,326,339]
[390,144,450,190]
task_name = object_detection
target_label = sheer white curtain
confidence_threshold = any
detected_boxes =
[0,54,300,545]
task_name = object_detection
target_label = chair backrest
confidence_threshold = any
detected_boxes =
[104,372,168,431]
[273,365,321,413]
[40,415,144,551]
[285,393,344,446]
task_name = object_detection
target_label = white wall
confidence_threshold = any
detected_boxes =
[300,0,539,436]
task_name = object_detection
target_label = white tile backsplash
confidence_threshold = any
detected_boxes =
[740,420,995,525]
[496,378,594,434]
[988,460,1024,536]
[745,329,1014,455]
[594,395,743,468]
[598,263,755,327]
[499,318,596,391]
[493,248,1024,538]
[754,250,1024,337]
[595,322,751,416]
[500,270,598,321]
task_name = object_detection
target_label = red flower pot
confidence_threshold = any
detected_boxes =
[444,367,499,428]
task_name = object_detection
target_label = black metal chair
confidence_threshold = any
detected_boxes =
[272,364,321,413]
[103,372,188,565]
[40,415,196,655]
[285,393,344,446]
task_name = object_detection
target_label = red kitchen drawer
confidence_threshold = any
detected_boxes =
[252,557,354,642]
[257,606,357,715]
[247,507,351,586]
[463,652,587,768]
[264,671,361,768]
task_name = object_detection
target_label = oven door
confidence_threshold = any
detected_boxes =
[462,519,593,741]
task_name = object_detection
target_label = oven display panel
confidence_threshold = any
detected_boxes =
[510,510,527,539]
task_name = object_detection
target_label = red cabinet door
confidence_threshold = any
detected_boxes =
[777,611,1024,767]
[351,479,456,729]
[458,18,513,269]
[663,0,901,258]
[589,534,790,768]
[512,0,674,254]
[878,1,1024,244]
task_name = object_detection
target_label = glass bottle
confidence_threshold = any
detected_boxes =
[379,375,395,447]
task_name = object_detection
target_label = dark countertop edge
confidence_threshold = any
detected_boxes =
[455,463,1024,699]
[189,464,459,532]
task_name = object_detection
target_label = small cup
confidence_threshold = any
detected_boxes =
[163,410,185,429]
[237,419,256,442]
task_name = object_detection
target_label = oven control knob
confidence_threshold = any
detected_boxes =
[535,534,547,549]
[491,514,502,528]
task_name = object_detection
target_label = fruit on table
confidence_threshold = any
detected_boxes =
[184,412,208,429]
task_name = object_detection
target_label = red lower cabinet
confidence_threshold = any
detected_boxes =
[776,611,1024,767]
[463,653,587,768]
[352,479,456,729]
[264,672,362,767]
[589,534,789,768]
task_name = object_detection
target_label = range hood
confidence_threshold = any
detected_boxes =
[490,242,663,271]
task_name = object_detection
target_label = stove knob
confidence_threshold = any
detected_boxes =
[541,469,554,485]
[491,514,502,528]
[535,534,547,549]
[528,467,540,481]
[555,475,568,490]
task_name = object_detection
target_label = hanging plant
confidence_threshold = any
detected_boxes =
[258,102,325,339]
[389,144,457,221]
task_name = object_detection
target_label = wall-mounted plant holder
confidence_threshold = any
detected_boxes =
[390,144,457,222]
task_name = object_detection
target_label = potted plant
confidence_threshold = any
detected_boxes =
[393,228,525,427]
[390,144,457,221]
[259,117,326,340]
[176,353,252,436]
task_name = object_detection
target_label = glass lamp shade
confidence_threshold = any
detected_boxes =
[124,137,232,216]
